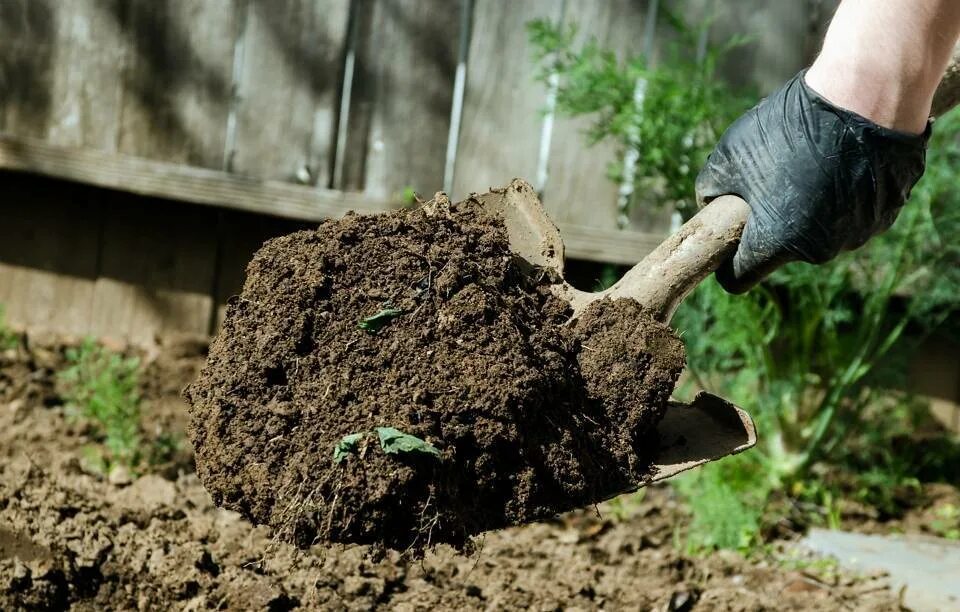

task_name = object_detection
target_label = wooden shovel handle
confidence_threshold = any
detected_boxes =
[600,195,749,321]
[603,50,960,323]
[933,44,960,118]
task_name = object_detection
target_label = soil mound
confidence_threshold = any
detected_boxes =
[184,187,684,551]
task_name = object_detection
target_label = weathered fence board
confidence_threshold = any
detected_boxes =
[45,0,127,151]
[706,0,810,93]
[451,0,563,200]
[230,0,350,183]
[116,0,238,169]
[90,196,219,344]
[0,0,57,140]
[343,0,460,199]
[0,135,393,220]
[541,0,652,233]
[0,174,101,336]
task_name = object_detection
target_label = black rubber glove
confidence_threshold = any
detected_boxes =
[696,70,930,293]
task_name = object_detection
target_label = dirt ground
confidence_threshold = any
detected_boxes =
[0,333,925,611]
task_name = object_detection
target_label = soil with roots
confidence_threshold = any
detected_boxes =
[184,183,686,553]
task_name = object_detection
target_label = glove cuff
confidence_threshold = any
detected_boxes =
[798,69,933,147]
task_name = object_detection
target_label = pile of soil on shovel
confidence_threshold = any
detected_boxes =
[184,183,685,552]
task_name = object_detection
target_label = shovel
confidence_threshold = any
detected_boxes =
[475,181,756,488]
[473,55,960,490]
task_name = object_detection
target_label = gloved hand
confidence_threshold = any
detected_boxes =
[695,71,930,294]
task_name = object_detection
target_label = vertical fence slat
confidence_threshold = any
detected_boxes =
[90,197,219,345]
[0,174,101,337]
[0,0,57,139]
[540,0,654,234]
[230,0,350,185]
[451,0,563,200]
[91,0,237,343]
[340,0,460,199]
[703,0,809,93]
[45,0,126,151]
[0,2,127,338]
[116,0,238,169]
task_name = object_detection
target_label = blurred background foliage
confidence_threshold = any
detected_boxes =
[529,10,960,553]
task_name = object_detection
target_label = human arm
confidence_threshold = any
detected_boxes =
[696,0,960,293]
[806,0,960,133]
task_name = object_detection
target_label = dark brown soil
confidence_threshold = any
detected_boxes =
[0,332,910,610]
[184,189,685,552]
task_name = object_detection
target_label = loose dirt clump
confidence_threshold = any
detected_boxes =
[184,188,685,552]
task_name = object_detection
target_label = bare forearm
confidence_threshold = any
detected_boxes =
[806,0,960,133]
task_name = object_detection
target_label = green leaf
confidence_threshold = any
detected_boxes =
[375,427,441,459]
[333,432,365,464]
[357,307,404,334]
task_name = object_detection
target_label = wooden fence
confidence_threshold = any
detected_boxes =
[2,0,959,431]
[0,0,831,345]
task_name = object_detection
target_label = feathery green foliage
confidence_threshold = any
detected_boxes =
[59,339,144,472]
[527,12,753,217]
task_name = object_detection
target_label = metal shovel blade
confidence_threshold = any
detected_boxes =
[649,392,756,483]
[471,179,757,482]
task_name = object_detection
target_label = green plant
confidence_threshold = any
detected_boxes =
[601,489,647,522]
[673,449,773,553]
[527,11,753,218]
[678,108,960,467]
[931,503,960,540]
[399,186,419,207]
[59,339,144,471]
[0,305,18,351]
[358,306,404,334]
[333,427,441,465]
[671,107,960,548]
[376,427,441,458]
[334,432,365,464]
[528,7,960,552]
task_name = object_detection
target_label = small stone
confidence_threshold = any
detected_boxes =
[108,465,133,486]
[342,576,384,597]
[557,529,580,544]
[114,474,177,510]
[782,574,828,595]
[12,560,30,581]
[667,589,699,612]
[30,346,61,371]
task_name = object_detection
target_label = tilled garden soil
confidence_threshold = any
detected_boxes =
[0,323,909,610]
[185,188,684,551]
